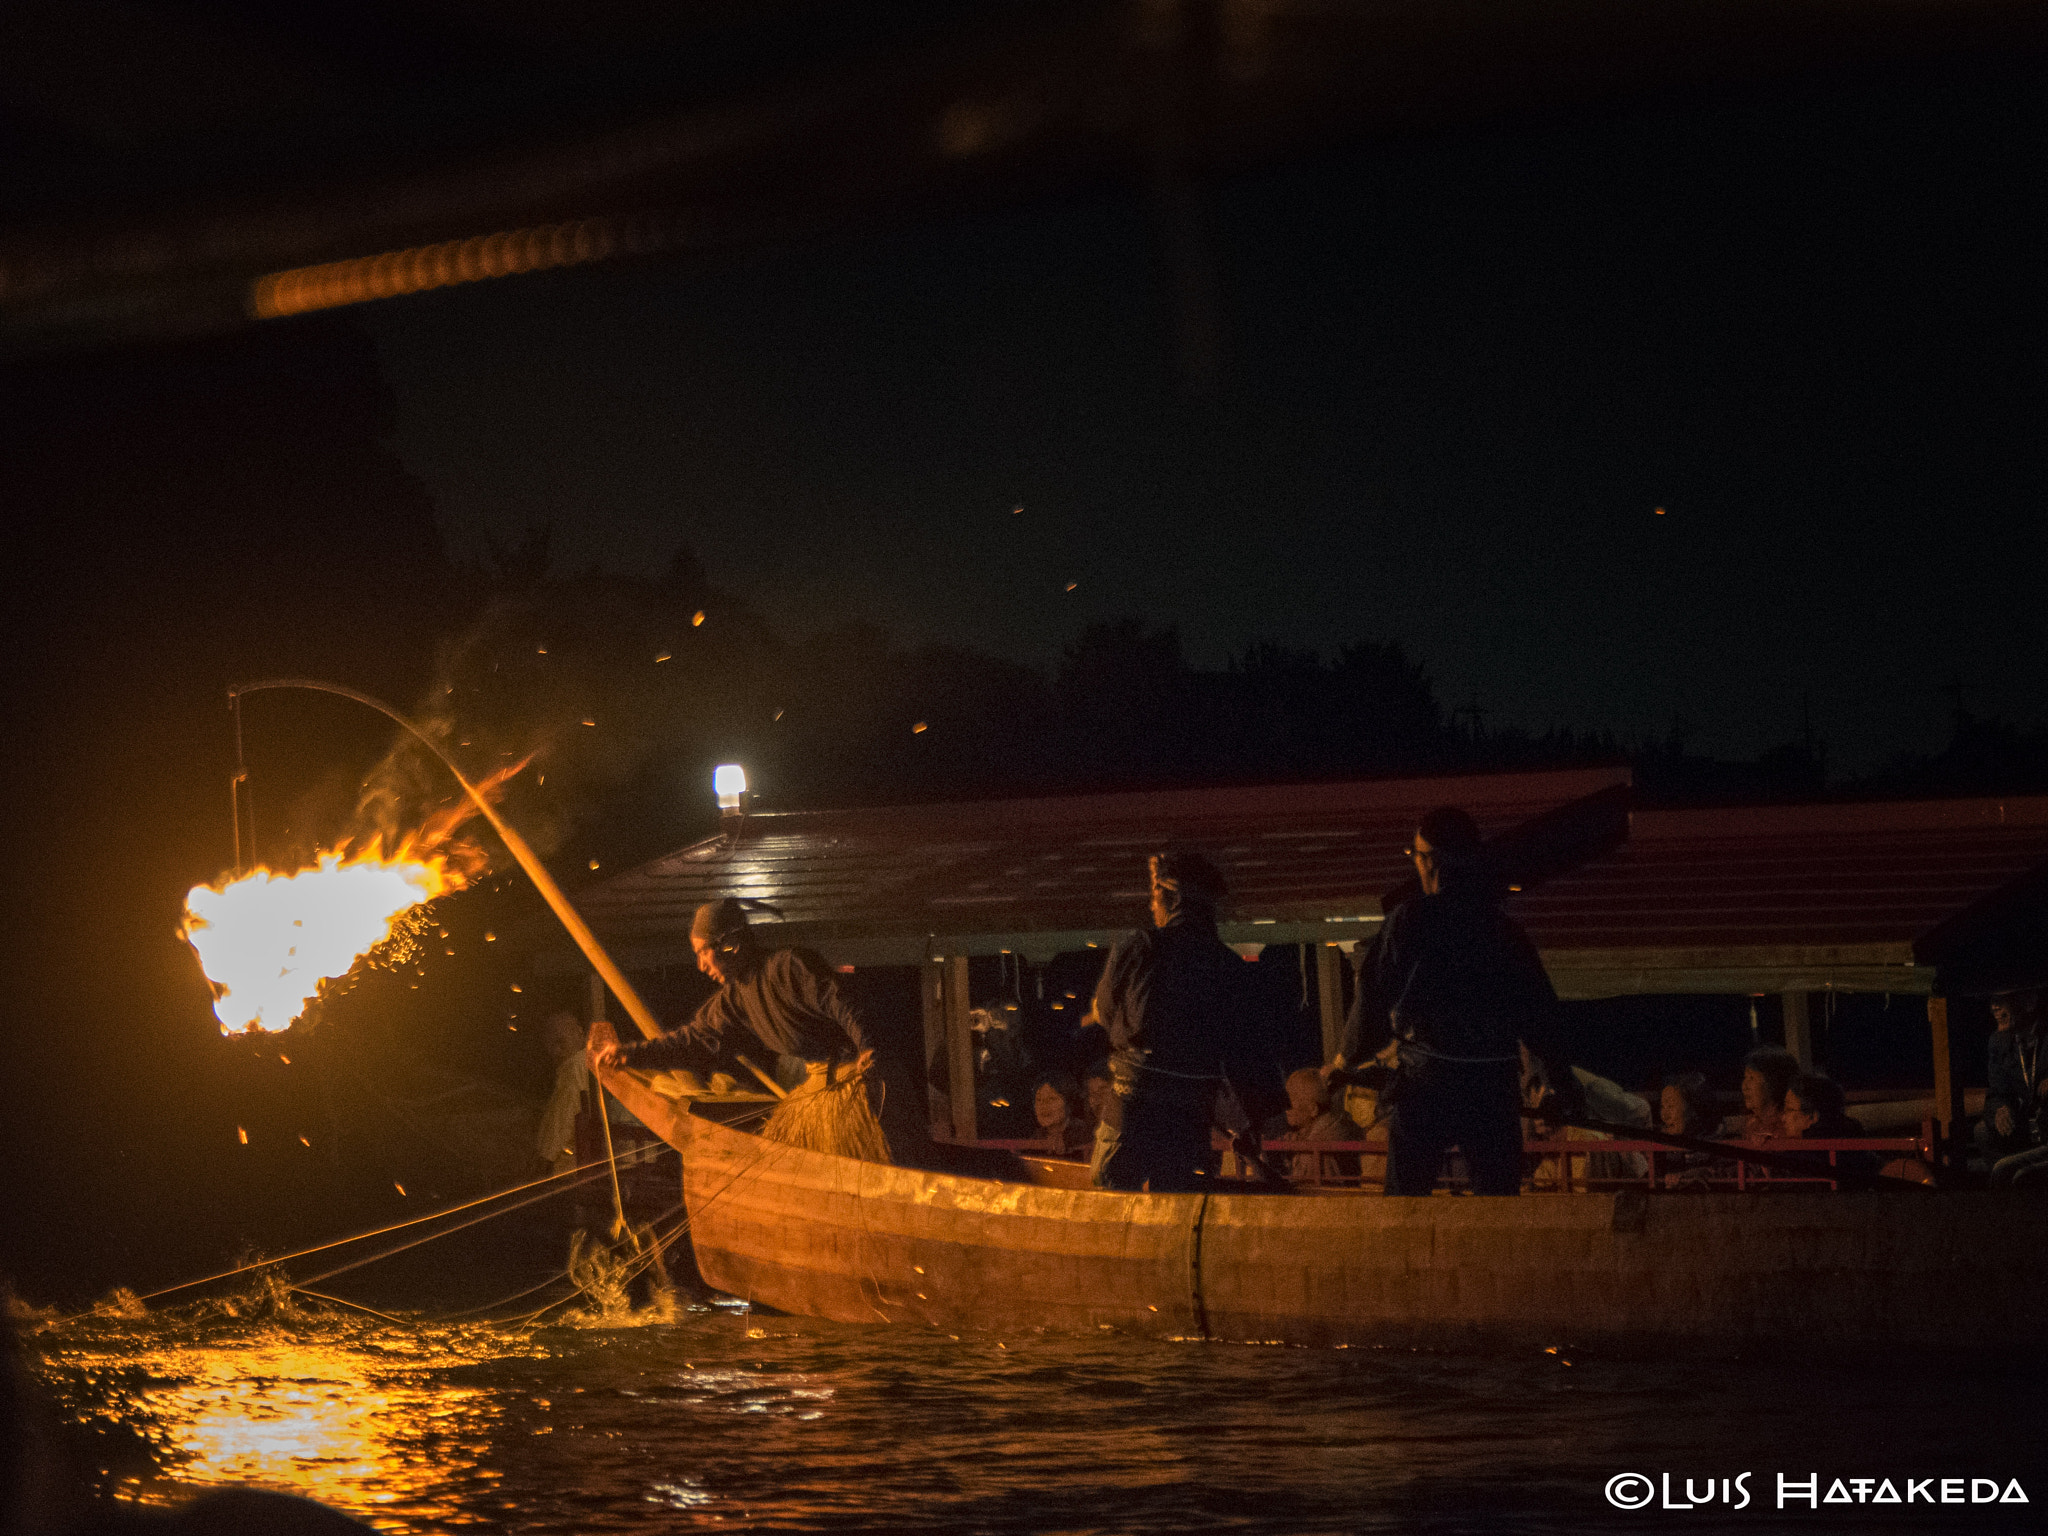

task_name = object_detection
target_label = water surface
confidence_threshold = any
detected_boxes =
[20,1290,2042,1534]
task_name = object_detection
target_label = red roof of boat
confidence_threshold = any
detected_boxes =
[564,772,2048,988]
[1512,796,2048,955]
[577,765,1630,961]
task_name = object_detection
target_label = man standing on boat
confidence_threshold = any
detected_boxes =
[1330,807,1583,1196]
[1091,848,1284,1192]
[592,897,869,1092]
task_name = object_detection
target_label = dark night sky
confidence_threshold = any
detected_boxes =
[363,56,2046,774]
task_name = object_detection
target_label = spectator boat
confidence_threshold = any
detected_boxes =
[599,1064,2048,1354]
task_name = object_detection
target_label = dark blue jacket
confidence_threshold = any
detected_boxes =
[1987,1028,2047,1142]
[1351,884,1580,1114]
[1091,913,1284,1118]
[616,947,868,1073]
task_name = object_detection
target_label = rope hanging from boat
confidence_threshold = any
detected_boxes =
[502,1199,691,1328]
[597,1091,644,1256]
[57,1159,631,1326]
[286,1164,632,1292]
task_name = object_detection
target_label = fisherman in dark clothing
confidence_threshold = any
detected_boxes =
[1979,990,2046,1163]
[593,898,868,1091]
[1091,849,1284,1192]
[1326,807,1583,1196]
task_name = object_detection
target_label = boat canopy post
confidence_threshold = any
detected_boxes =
[921,958,949,1139]
[1928,995,1963,1165]
[1315,944,1347,1064]
[941,956,976,1143]
[1782,990,1813,1070]
[921,955,977,1142]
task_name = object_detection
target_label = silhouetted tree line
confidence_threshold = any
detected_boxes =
[396,537,2048,883]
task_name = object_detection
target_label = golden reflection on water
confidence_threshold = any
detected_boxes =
[58,1329,520,1530]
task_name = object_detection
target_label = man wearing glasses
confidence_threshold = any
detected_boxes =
[1328,807,1583,1195]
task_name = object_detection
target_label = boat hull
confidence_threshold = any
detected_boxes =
[674,1112,2048,1353]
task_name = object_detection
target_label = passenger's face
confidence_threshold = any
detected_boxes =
[1741,1068,1771,1116]
[1034,1084,1068,1129]
[1085,1077,1114,1120]
[1781,1091,1818,1137]
[1992,1001,2015,1032]
[692,934,727,984]
[1343,1086,1378,1128]
[1660,1085,1688,1136]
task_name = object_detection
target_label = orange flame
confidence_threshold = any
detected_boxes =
[181,759,528,1035]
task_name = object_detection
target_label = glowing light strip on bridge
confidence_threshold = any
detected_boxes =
[248,217,637,318]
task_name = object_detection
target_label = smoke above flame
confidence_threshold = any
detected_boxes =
[181,760,526,1035]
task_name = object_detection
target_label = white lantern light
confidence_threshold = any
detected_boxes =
[714,764,747,810]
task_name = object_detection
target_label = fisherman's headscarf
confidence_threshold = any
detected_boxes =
[690,897,784,955]
[1148,848,1228,920]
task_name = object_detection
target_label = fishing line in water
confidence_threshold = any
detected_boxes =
[289,1288,417,1328]
[434,1264,585,1321]
[64,1159,624,1323]
[289,1154,665,1291]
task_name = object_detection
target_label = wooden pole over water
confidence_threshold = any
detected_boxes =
[229,677,665,1042]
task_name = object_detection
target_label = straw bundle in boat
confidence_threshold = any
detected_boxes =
[760,1050,891,1162]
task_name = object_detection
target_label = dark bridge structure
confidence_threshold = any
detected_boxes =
[5,0,2043,359]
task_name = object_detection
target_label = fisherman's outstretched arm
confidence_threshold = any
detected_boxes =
[597,995,732,1071]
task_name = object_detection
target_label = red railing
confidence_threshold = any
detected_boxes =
[1256,1130,1933,1192]
[966,1127,1935,1193]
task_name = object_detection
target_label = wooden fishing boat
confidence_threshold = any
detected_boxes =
[598,1064,2048,1354]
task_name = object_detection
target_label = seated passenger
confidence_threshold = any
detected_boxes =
[1031,1073,1091,1157]
[1337,1072,1390,1189]
[1657,1070,1728,1188]
[1659,1071,1719,1138]
[1781,1072,1878,1183]
[1081,1064,1115,1132]
[1781,1072,1861,1138]
[1724,1046,1800,1142]
[1275,1067,1361,1183]
[1521,1049,1651,1187]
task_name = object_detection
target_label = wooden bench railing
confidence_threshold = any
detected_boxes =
[1257,1131,1932,1191]
[964,1128,1934,1193]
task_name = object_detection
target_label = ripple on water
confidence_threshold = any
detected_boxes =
[18,1296,2042,1534]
